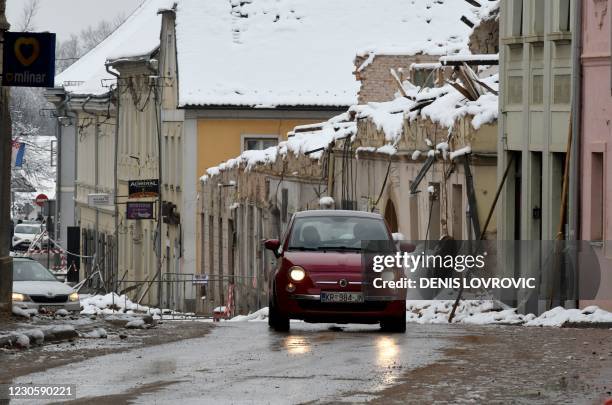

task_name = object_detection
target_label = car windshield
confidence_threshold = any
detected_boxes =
[14,224,41,234]
[13,260,57,282]
[287,216,390,251]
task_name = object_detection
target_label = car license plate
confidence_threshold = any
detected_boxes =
[320,292,364,303]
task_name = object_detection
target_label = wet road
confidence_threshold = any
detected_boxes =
[13,322,459,404]
[11,322,612,404]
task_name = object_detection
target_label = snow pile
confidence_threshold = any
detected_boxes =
[449,146,472,160]
[125,318,147,329]
[351,97,413,143]
[15,334,30,349]
[377,144,398,155]
[12,305,37,319]
[525,306,612,327]
[319,196,335,209]
[345,73,498,149]
[229,307,269,322]
[406,301,612,327]
[55,309,69,317]
[176,0,492,107]
[24,329,45,345]
[405,300,528,325]
[82,328,108,339]
[80,293,161,316]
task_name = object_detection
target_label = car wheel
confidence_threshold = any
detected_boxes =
[268,292,289,332]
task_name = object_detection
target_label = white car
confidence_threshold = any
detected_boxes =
[12,223,47,251]
[12,258,81,312]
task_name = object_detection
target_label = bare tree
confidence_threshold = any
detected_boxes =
[18,0,40,32]
[55,14,126,74]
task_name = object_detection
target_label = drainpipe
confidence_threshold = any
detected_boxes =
[105,64,121,292]
[568,0,581,242]
[568,0,582,310]
[53,92,72,243]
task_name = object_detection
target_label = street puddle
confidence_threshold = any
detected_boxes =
[283,335,311,355]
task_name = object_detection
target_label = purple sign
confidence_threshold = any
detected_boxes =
[126,202,154,220]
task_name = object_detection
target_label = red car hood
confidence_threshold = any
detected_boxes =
[283,251,362,271]
[283,251,365,286]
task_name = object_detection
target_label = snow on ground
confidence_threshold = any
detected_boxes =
[227,301,612,328]
[229,307,269,322]
[80,292,161,317]
[407,300,612,327]
[524,306,612,327]
[12,305,37,319]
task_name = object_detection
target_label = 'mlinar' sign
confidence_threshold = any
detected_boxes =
[2,32,56,88]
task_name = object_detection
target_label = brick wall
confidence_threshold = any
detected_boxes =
[353,54,439,104]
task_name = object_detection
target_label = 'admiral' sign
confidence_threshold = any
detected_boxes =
[2,32,56,88]
[128,179,159,198]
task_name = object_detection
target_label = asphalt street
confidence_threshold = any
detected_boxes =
[9,322,612,404]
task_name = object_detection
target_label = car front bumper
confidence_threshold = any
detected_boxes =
[13,301,81,312]
[280,293,406,324]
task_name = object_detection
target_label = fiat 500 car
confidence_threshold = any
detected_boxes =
[265,210,408,332]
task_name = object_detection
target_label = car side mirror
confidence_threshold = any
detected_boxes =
[264,239,281,258]
[399,241,416,253]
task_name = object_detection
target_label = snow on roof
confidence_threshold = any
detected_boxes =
[202,71,499,181]
[55,0,172,96]
[200,113,355,182]
[176,0,494,108]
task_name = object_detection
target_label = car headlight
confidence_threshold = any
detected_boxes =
[12,237,18,242]
[288,266,306,282]
[68,292,79,302]
[381,270,395,282]
[12,293,28,302]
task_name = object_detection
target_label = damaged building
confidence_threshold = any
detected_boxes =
[199,4,500,315]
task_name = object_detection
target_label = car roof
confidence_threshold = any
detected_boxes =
[293,210,384,220]
[13,257,35,261]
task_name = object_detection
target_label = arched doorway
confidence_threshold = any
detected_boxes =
[384,199,398,233]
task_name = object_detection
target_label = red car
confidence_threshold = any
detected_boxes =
[265,210,408,333]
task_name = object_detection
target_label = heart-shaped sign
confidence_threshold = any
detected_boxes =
[14,37,40,67]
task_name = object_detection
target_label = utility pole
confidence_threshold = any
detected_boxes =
[0,0,12,316]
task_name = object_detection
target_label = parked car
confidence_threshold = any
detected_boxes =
[265,210,408,332]
[12,223,47,251]
[12,257,80,312]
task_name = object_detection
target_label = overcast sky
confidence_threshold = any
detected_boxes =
[6,0,145,41]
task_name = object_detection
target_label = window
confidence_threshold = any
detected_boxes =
[553,74,571,104]
[509,0,523,37]
[507,76,523,104]
[558,0,570,32]
[287,216,391,250]
[412,68,434,88]
[532,0,545,35]
[281,188,288,222]
[531,75,543,105]
[591,153,604,241]
[452,184,463,240]
[242,135,279,152]
[409,188,419,240]
[428,183,441,240]
[208,215,214,274]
